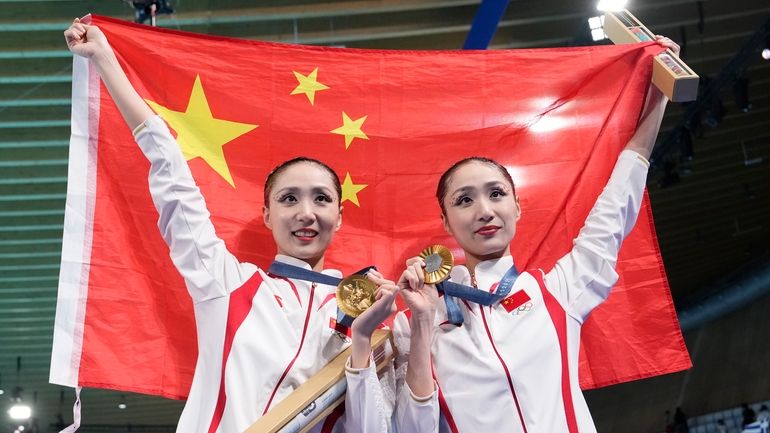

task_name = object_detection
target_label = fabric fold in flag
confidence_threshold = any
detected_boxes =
[50,14,690,399]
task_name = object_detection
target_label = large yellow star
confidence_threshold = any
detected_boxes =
[290,68,329,105]
[341,172,367,207]
[330,112,369,149]
[145,75,258,187]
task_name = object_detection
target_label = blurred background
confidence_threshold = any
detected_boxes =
[0,0,768,432]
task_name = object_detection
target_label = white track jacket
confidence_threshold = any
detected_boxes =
[134,115,390,433]
[391,150,650,433]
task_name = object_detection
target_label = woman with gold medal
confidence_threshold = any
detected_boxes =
[64,18,396,433]
[388,37,680,433]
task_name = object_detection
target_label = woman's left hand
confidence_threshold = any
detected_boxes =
[655,35,680,57]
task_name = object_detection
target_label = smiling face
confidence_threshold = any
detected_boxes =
[263,160,342,270]
[439,159,520,269]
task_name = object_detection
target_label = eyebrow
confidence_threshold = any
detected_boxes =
[450,181,508,196]
[274,185,334,196]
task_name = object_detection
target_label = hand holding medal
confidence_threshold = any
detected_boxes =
[347,270,398,368]
[418,244,454,284]
[336,274,378,318]
[398,245,453,322]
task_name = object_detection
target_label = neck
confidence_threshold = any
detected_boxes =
[278,250,325,272]
[306,255,325,272]
[464,247,510,277]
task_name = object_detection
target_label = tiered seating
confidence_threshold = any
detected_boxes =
[684,400,770,433]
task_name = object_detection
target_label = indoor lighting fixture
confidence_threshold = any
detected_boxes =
[588,15,607,42]
[118,394,128,410]
[8,404,32,421]
[596,0,628,12]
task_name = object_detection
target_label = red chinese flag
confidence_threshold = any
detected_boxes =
[51,15,690,399]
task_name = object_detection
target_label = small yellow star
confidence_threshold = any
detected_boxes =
[330,112,369,149]
[290,68,329,105]
[145,75,258,187]
[341,172,367,207]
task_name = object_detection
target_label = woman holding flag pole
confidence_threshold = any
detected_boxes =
[390,38,680,433]
[64,17,396,433]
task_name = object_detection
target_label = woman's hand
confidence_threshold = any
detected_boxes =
[655,35,680,57]
[350,270,399,339]
[349,270,398,368]
[398,257,439,325]
[399,258,440,399]
[624,35,680,159]
[64,18,111,59]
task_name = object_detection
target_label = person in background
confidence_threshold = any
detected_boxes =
[744,403,758,428]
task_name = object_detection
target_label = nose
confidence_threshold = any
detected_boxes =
[475,198,494,222]
[295,199,316,223]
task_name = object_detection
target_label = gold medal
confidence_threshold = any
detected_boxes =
[336,274,377,318]
[419,244,454,284]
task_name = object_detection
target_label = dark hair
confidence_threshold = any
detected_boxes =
[436,157,516,215]
[264,157,341,207]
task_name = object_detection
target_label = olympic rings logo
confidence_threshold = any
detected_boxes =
[513,301,534,315]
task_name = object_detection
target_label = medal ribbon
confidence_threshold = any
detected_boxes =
[268,261,519,327]
[438,265,519,325]
[267,261,376,328]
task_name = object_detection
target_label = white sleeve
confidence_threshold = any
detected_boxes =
[396,381,439,433]
[133,115,254,302]
[544,149,650,321]
[393,312,440,433]
[343,354,394,433]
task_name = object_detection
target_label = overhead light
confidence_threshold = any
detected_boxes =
[587,15,607,41]
[591,28,606,41]
[118,394,128,410]
[8,404,32,420]
[18,426,25,432]
[127,0,175,26]
[762,49,770,60]
[8,358,33,421]
[597,0,628,12]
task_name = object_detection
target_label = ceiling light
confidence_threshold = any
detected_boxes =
[591,28,607,41]
[587,15,607,41]
[597,0,628,12]
[8,404,32,420]
[762,48,770,60]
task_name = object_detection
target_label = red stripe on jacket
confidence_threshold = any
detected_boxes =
[532,269,580,433]
[206,271,264,433]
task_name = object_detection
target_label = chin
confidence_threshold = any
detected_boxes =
[291,242,329,260]
[467,242,510,260]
